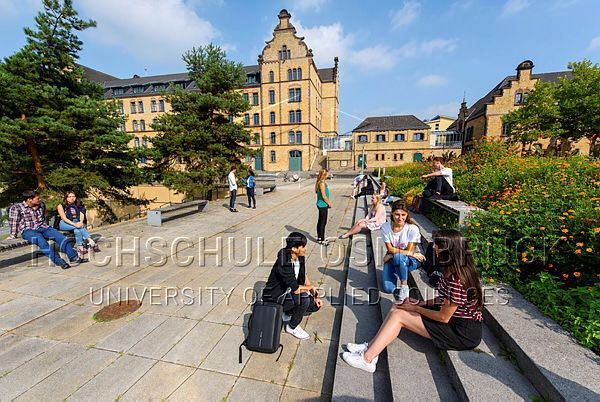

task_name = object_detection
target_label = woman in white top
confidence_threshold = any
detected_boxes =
[340,194,386,239]
[380,200,425,302]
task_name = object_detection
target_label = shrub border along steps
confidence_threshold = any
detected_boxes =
[409,205,600,401]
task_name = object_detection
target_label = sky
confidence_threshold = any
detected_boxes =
[1,0,599,135]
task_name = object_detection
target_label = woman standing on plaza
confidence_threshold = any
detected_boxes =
[315,168,332,245]
[243,169,256,209]
[57,191,100,255]
[342,229,483,373]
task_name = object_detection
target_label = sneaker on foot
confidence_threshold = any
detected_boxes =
[69,257,88,265]
[342,351,377,373]
[282,313,292,322]
[286,324,310,340]
[61,262,71,270]
[346,342,368,354]
[394,285,410,303]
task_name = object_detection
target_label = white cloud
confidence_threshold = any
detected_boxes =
[416,101,460,121]
[295,19,456,72]
[416,74,447,87]
[76,0,219,65]
[350,45,398,70]
[398,38,457,57]
[589,36,600,50]
[449,0,474,15]
[390,1,421,30]
[290,0,328,12]
[501,0,530,16]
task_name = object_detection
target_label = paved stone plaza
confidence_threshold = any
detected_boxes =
[0,179,355,401]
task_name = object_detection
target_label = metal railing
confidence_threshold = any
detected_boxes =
[430,131,464,149]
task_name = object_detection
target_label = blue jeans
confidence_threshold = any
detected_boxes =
[382,253,420,293]
[59,219,90,246]
[21,227,78,266]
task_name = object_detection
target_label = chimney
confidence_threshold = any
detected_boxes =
[277,9,292,30]
[516,60,534,81]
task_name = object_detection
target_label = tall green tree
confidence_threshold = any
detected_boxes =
[503,60,600,156]
[150,44,252,197]
[0,0,146,219]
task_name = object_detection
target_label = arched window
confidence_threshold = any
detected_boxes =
[140,119,146,131]
[289,110,295,123]
[289,131,295,144]
[269,70,274,82]
[270,111,275,124]
[292,68,297,81]
[132,120,138,131]
[134,137,140,148]
[287,69,292,81]
[296,110,302,123]
[413,153,423,162]
[270,151,276,162]
[298,68,302,80]
[296,131,302,144]
[270,132,276,144]
[142,136,148,147]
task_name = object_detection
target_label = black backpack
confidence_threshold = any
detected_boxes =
[239,300,284,363]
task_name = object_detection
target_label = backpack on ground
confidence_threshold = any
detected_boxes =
[239,300,284,363]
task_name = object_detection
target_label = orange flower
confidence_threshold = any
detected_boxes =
[575,249,582,254]
[563,273,569,279]
[516,268,521,273]
[574,272,581,278]
[489,278,495,283]
[568,209,575,213]
[586,248,593,252]
[576,242,584,247]
[561,229,569,233]
[594,228,600,233]
[521,257,527,262]
[500,210,505,215]
[539,226,545,231]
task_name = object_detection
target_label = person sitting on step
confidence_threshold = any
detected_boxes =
[340,194,386,239]
[380,200,426,301]
[342,229,483,373]
[57,191,100,256]
[421,157,456,200]
[7,190,87,269]
[262,232,322,340]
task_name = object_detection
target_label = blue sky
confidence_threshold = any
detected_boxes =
[1,0,599,134]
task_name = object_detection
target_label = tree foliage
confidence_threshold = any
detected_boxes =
[0,0,146,218]
[503,60,600,156]
[149,44,252,197]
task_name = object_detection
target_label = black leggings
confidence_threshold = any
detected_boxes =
[247,187,256,208]
[317,206,328,241]
[282,291,320,328]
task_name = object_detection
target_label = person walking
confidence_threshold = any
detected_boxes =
[228,165,238,212]
[7,190,87,269]
[57,191,100,256]
[315,169,332,245]
[243,169,256,209]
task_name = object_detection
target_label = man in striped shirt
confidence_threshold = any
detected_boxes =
[7,190,86,269]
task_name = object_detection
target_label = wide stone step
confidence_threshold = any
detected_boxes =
[332,200,392,401]
[410,212,540,401]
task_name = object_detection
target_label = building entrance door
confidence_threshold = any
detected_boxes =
[289,150,302,171]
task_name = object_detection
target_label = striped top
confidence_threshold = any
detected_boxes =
[437,274,483,321]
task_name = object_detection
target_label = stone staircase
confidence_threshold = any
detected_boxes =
[331,181,600,401]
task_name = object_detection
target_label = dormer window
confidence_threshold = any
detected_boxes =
[112,87,123,95]
[132,86,144,94]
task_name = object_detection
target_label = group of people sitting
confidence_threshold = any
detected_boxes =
[7,190,100,269]
[263,159,482,375]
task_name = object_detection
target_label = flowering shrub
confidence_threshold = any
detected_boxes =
[385,139,600,351]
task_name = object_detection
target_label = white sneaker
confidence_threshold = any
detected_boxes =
[282,313,292,322]
[346,342,368,354]
[395,284,410,303]
[286,324,310,340]
[342,351,377,373]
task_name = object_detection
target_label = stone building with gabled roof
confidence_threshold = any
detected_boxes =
[447,60,588,153]
[83,9,339,176]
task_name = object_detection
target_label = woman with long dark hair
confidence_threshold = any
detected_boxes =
[342,229,483,373]
[57,192,100,255]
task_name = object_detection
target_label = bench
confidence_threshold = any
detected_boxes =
[254,178,276,196]
[147,200,208,227]
[0,215,75,253]
[424,198,482,226]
